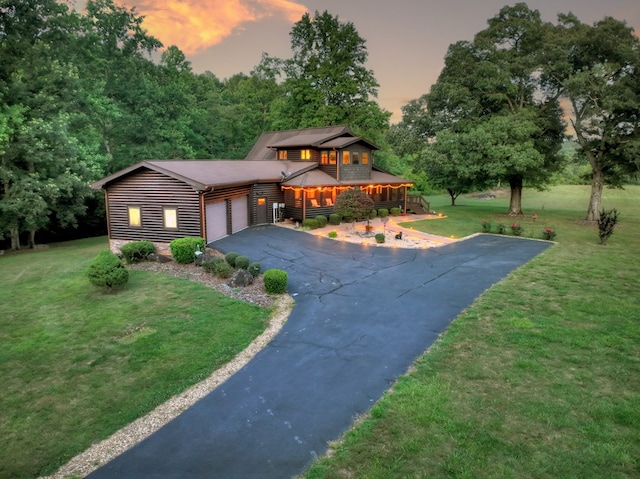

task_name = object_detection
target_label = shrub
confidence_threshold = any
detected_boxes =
[542,227,556,241]
[328,231,338,239]
[264,269,288,294]
[480,219,492,233]
[598,208,619,244]
[333,189,374,221]
[120,240,155,264]
[201,256,225,274]
[225,251,239,266]
[496,223,507,234]
[369,210,377,219]
[375,233,385,244]
[247,262,261,277]
[390,207,401,216]
[235,255,250,269]
[302,218,319,230]
[329,213,342,225]
[314,215,328,228]
[87,250,129,290]
[510,223,523,236]
[170,237,205,264]
[378,208,389,218]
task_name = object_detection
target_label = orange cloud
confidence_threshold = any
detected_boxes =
[116,0,307,54]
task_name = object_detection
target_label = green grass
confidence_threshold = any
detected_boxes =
[304,185,640,479]
[0,237,271,479]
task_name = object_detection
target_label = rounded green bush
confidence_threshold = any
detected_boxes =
[375,233,386,244]
[378,208,389,218]
[170,237,205,264]
[328,231,338,239]
[390,207,401,216]
[248,262,261,277]
[213,261,234,278]
[87,250,129,290]
[329,213,342,225]
[235,255,250,269]
[302,218,319,229]
[225,251,239,266]
[120,240,155,263]
[314,215,328,228]
[263,269,288,294]
[369,210,378,219]
[201,256,225,274]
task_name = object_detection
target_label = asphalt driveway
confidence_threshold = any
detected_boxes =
[88,227,552,479]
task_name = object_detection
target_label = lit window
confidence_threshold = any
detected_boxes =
[163,207,177,229]
[279,150,287,160]
[301,149,311,160]
[362,152,369,165]
[353,152,360,165]
[329,151,337,164]
[321,151,329,164]
[257,197,266,206]
[342,151,350,165]
[128,206,141,227]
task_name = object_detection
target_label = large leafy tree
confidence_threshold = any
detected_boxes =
[274,10,390,141]
[398,4,565,214]
[546,14,640,221]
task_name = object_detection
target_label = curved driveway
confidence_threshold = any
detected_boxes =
[88,227,551,479]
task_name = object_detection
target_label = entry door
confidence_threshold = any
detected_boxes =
[256,197,268,224]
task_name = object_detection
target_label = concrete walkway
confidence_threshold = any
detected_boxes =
[88,227,551,479]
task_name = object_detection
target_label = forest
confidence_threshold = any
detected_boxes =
[1,0,638,249]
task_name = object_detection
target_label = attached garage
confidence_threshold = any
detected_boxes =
[206,201,227,242]
[231,196,249,234]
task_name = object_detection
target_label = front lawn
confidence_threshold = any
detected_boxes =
[304,185,640,478]
[0,237,271,479]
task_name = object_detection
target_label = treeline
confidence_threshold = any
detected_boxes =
[0,1,392,248]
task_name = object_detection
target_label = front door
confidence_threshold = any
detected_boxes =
[256,197,268,224]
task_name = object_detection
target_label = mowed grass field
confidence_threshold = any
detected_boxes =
[0,237,271,479]
[304,185,640,479]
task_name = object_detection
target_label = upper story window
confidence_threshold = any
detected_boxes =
[128,206,141,227]
[279,150,287,160]
[362,152,369,165]
[301,149,311,160]
[321,151,329,164]
[342,151,350,165]
[329,151,337,164]
[163,207,178,229]
[352,152,360,165]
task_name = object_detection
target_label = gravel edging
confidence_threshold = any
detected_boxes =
[40,262,294,479]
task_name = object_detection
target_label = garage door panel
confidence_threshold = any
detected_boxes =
[206,202,227,242]
[231,196,249,234]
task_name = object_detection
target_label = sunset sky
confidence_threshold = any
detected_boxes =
[79,0,639,122]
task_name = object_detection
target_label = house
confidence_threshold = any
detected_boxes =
[91,125,414,253]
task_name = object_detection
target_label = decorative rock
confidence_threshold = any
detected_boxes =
[226,269,254,288]
[148,253,172,263]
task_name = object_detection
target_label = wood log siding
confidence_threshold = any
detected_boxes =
[251,183,284,224]
[106,170,201,242]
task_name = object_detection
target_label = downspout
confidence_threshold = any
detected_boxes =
[199,192,206,239]
[104,190,111,243]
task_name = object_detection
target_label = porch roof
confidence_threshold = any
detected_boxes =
[282,169,413,188]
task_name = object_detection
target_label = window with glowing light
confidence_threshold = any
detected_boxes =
[279,150,287,160]
[342,151,350,165]
[321,151,329,164]
[301,149,311,160]
[163,207,178,229]
[362,152,369,165]
[329,151,337,164]
[128,206,141,227]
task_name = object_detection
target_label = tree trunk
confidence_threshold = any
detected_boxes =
[447,188,457,206]
[28,230,36,248]
[586,167,604,222]
[508,175,523,215]
[10,227,20,250]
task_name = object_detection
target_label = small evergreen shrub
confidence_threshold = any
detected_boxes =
[201,256,225,274]
[369,210,377,219]
[378,208,389,218]
[390,207,401,216]
[497,223,507,234]
[213,261,234,278]
[302,218,319,229]
[87,250,129,290]
[120,240,155,263]
[263,269,288,294]
[598,208,619,244]
[314,215,328,228]
[248,262,261,277]
[170,237,205,264]
[235,255,250,269]
[375,233,385,244]
[225,251,239,266]
[328,231,338,239]
[329,213,342,225]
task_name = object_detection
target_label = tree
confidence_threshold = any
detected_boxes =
[333,189,374,222]
[547,15,640,221]
[399,4,565,215]
[274,10,390,140]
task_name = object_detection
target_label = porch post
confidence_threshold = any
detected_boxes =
[302,190,306,220]
[403,186,408,214]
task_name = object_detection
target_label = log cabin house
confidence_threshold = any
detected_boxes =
[92,125,414,253]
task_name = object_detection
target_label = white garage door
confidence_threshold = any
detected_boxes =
[231,196,249,233]
[206,201,227,242]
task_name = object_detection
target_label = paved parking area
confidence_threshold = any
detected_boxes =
[88,227,551,479]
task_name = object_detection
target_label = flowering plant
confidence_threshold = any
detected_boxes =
[510,223,523,236]
[542,227,556,240]
[480,219,492,232]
